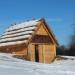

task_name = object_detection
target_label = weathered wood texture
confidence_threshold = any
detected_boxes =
[36,23,48,35]
[28,43,35,61]
[27,23,56,63]
[28,44,56,63]
[0,20,57,64]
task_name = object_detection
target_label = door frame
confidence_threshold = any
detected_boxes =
[35,44,39,62]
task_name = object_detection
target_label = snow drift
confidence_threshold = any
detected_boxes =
[0,53,75,75]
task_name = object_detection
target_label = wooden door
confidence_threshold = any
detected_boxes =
[35,45,39,62]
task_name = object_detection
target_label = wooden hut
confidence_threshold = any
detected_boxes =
[0,18,58,63]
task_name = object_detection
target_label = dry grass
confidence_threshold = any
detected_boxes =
[13,55,30,61]
[55,55,68,60]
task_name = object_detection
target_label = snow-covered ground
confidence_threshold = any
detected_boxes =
[0,53,75,75]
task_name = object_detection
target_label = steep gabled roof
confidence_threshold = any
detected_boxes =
[0,20,39,47]
[39,19,59,46]
[0,18,58,47]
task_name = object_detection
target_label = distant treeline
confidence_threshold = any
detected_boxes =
[57,15,75,56]
[57,44,75,56]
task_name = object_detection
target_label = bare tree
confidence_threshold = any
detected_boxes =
[69,13,75,56]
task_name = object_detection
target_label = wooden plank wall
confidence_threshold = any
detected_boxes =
[38,44,56,63]
[43,44,56,63]
[36,24,48,35]
[28,43,35,61]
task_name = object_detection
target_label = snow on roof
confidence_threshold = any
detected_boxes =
[3,26,36,35]
[0,19,39,47]
[6,20,39,32]
[2,31,34,38]
[0,40,27,47]
[0,35,31,43]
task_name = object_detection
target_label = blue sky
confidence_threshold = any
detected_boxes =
[0,0,75,46]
